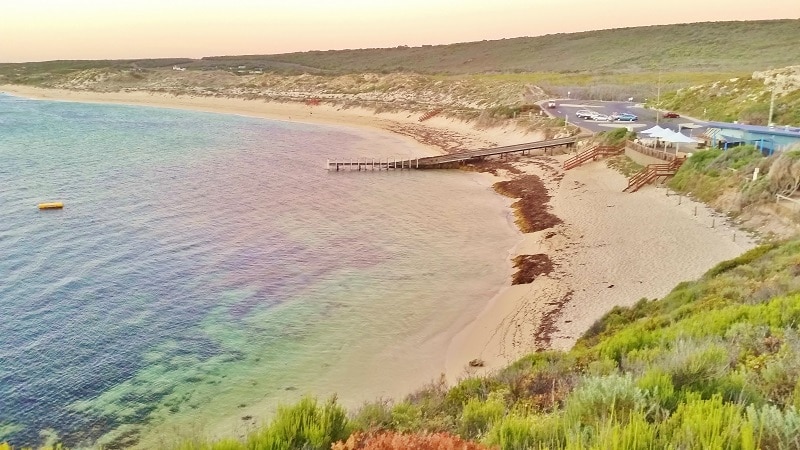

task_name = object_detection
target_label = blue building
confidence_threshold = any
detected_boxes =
[704,122,800,155]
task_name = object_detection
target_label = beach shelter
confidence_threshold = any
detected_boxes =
[662,130,696,152]
[646,127,673,148]
[641,125,666,135]
[662,130,695,144]
[639,125,667,147]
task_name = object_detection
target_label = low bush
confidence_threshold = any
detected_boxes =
[246,396,350,450]
[459,392,506,439]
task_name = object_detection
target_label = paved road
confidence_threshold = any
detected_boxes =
[542,99,707,138]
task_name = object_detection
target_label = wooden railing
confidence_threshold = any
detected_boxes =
[625,140,678,161]
[563,145,624,170]
[624,158,685,192]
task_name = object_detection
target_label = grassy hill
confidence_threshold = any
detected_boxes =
[195,20,800,75]
[1,20,799,78]
[659,66,800,126]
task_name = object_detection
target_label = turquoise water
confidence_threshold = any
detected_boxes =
[0,94,518,447]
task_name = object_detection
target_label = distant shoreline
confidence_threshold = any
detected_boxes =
[0,85,542,158]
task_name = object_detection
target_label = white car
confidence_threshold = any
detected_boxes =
[593,114,610,121]
[575,110,595,119]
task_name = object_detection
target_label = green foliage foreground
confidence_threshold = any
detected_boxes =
[5,239,800,449]
[161,237,800,449]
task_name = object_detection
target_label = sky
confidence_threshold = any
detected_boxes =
[2,0,798,62]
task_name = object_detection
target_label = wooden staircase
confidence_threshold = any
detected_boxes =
[563,145,624,170]
[623,158,686,193]
[419,109,443,122]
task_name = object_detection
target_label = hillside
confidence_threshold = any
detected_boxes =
[193,20,800,75]
[206,20,800,74]
[1,20,799,79]
[660,65,800,126]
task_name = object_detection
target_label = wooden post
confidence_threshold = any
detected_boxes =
[416,158,419,169]
[694,206,697,216]
[712,218,716,228]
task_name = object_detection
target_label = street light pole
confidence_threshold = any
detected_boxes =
[656,69,662,126]
[768,86,776,126]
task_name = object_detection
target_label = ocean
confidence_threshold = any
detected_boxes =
[0,94,519,448]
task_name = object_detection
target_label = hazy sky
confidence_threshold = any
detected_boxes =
[2,0,798,62]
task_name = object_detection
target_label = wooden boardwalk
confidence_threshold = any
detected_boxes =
[327,136,577,171]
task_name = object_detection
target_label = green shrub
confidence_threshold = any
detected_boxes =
[564,375,648,425]
[746,404,800,449]
[352,400,393,432]
[663,394,746,449]
[484,414,564,450]
[459,392,507,439]
[390,402,422,433]
[565,410,657,450]
[637,369,676,411]
[443,377,499,416]
[661,340,732,393]
[704,242,778,278]
[245,396,350,450]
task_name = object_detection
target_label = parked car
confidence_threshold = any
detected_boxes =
[547,100,557,108]
[575,110,595,119]
[663,112,680,118]
[613,113,638,122]
[593,114,611,122]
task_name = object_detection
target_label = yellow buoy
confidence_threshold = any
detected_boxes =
[38,202,64,210]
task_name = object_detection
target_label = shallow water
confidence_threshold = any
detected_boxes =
[0,94,519,447]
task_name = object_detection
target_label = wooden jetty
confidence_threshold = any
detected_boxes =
[327,136,577,171]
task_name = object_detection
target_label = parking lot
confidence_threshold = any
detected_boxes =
[543,99,706,138]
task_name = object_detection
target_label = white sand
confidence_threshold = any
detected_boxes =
[445,156,755,380]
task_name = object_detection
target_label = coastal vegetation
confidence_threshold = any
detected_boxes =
[667,146,800,234]
[658,66,800,126]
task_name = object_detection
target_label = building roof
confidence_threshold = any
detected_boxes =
[706,122,800,139]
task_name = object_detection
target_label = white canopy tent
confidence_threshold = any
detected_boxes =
[662,130,695,144]
[641,125,667,135]
[661,130,696,152]
[642,127,672,147]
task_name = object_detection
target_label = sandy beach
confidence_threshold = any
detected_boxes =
[0,85,541,158]
[1,85,757,441]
